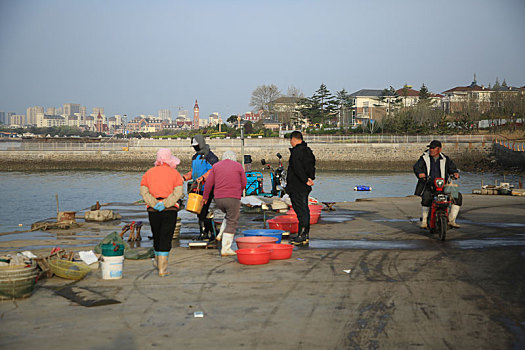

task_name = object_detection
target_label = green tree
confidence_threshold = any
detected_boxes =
[296,96,322,125]
[312,83,338,122]
[244,121,253,134]
[227,115,239,124]
[335,89,353,127]
[380,86,401,117]
[419,83,430,101]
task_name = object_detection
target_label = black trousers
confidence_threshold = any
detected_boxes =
[289,191,310,233]
[148,210,178,252]
[197,189,214,222]
[421,189,463,207]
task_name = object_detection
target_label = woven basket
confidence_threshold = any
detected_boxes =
[173,217,182,239]
[49,260,90,280]
[0,263,38,300]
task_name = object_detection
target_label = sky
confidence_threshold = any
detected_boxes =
[1,0,524,120]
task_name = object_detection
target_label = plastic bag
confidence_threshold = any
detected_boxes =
[94,232,129,254]
[94,232,155,260]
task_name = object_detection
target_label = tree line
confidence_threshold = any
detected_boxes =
[249,81,524,135]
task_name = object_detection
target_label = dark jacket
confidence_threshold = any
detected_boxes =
[286,141,316,194]
[413,151,459,196]
[191,134,219,165]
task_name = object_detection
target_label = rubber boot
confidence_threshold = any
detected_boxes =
[196,220,208,241]
[221,233,236,256]
[448,204,461,228]
[291,227,309,246]
[157,252,170,277]
[420,206,430,229]
[204,218,216,240]
[216,219,227,241]
[289,225,303,242]
[152,250,158,270]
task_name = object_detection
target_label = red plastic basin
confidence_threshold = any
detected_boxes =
[257,243,294,260]
[235,236,279,249]
[236,248,271,265]
[267,215,299,234]
[285,210,321,224]
[309,204,323,213]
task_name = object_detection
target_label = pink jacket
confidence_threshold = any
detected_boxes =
[203,159,247,200]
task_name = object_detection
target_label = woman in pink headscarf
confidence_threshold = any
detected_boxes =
[140,148,183,277]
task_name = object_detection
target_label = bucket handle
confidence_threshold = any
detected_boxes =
[192,181,201,193]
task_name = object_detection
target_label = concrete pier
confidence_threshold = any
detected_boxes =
[1,194,524,349]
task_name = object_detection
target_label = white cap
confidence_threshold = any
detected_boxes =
[191,138,199,146]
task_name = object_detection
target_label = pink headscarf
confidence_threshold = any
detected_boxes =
[155,148,181,168]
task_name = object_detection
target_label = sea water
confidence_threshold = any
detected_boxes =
[0,170,520,234]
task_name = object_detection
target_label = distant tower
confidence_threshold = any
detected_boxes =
[193,100,200,129]
[96,111,103,133]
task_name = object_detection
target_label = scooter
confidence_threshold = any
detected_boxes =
[425,176,453,241]
[261,153,286,197]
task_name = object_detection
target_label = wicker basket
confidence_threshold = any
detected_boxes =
[173,217,182,239]
[49,259,91,280]
[0,263,38,300]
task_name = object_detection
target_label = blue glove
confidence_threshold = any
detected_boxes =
[153,202,165,212]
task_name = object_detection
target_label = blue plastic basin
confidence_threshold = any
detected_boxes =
[243,229,285,244]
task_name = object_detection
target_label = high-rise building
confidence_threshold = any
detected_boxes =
[63,103,80,116]
[178,109,188,120]
[46,107,56,115]
[92,107,104,117]
[10,114,25,127]
[208,112,222,127]
[36,110,45,126]
[199,118,209,128]
[0,111,5,125]
[159,109,172,121]
[27,106,44,126]
[79,106,86,119]
[193,100,199,129]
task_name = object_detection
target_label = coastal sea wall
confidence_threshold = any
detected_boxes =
[493,143,525,169]
[0,138,493,172]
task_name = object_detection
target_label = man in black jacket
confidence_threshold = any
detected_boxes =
[413,140,462,229]
[286,131,316,245]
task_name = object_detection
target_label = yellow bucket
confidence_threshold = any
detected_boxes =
[186,192,203,214]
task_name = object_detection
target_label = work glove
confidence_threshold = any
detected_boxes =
[154,202,166,212]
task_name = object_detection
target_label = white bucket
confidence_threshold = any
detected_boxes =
[101,255,124,280]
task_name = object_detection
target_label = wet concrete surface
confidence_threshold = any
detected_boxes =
[0,194,524,349]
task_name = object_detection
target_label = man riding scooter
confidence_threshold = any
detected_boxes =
[182,134,219,240]
[413,140,462,229]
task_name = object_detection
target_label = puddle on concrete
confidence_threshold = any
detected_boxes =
[308,239,431,250]
[0,243,95,252]
[0,231,53,242]
[303,237,525,250]
[460,220,525,228]
[449,237,525,249]
[373,218,420,223]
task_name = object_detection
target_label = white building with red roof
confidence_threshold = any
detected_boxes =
[441,78,492,114]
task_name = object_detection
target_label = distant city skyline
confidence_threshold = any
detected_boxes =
[1,0,524,118]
